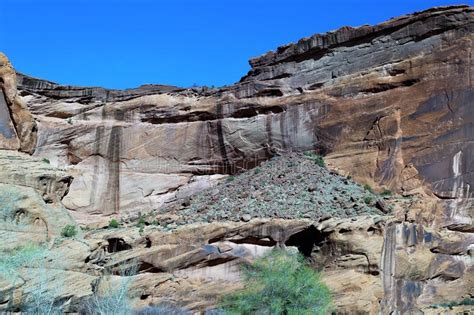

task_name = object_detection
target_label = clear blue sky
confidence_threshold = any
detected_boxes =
[0,0,469,89]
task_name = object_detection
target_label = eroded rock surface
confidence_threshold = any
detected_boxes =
[0,53,37,153]
[17,6,474,231]
[0,4,473,315]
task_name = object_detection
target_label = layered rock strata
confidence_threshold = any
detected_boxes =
[0,5,472,314]
[17,6,474,232]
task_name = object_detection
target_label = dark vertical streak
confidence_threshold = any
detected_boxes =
[216,103,231,173]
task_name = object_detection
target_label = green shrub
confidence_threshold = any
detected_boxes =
[304,151,325,168]
[364,196,374,205]
[66,117,73,125]
[136,216,146,228]
[226,175,235,182]
[380,189,392,197]
[254,167,262,175]
[108,219,119,229]
[61,224,77,238]
[220,249,332,314]
[363,184,373,193]
[42,158,50,164]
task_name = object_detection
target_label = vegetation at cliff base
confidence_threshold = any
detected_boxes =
[0,244,66,314]
[79,260,138,315]
[219,249,332,315]
[303,151,325,167]
[0,243,46,281]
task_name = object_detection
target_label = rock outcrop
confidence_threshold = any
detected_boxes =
[0,4,473,314]
[0,55,73,248]
[0,54,37,153]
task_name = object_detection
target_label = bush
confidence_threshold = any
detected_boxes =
[0,244,66,314]
[219,249,331,314]
[108,219,120,229]
[364,196,374,205]
[42,158,50,164]
[80,260,138,315]
[363,184,373,193]
[0,244,46,281]
[304,151,325,168]
[380,189,392,197]
[61,224,77,238]
[137,216,146,228]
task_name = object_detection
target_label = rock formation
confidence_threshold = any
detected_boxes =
[0,5,472,314]
[18,6,474,230]
[0,53,37,153]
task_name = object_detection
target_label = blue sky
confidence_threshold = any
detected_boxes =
[0,0,469,89]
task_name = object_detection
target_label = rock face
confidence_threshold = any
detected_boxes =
[0,4,473,314]
[0,54,37,153]
[17,6,474,231]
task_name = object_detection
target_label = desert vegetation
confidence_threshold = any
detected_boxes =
[0,185,22,223]
[219,249,332,314]
[79,260,138,315]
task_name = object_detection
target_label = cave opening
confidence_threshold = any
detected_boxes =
[285,225,329,257]
[107,238,132,253]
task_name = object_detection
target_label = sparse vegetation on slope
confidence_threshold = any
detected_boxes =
[79,260,139,315]
[0,186,22,223]
[0,244,67,314]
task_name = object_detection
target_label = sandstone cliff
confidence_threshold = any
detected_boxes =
[0,5,472,314]
[18,5,473,232]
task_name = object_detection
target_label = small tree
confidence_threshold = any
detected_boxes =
[220,249,331,315]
